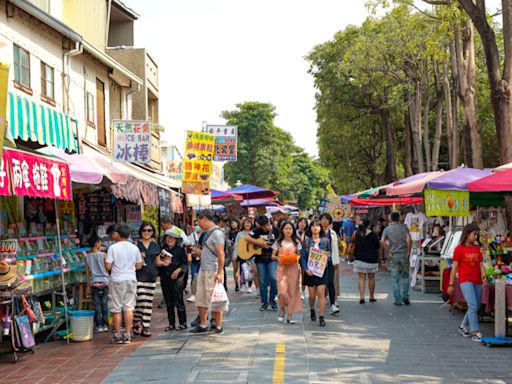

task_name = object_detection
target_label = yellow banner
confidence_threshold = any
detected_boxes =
[182,131,215,195]
[0,63,9,159]
[424,189,470,217]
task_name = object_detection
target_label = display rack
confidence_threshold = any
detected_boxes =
[416,253,441,293]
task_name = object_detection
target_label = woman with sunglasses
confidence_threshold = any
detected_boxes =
[133,222,161,337]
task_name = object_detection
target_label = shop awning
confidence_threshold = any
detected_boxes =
[350,197,424,206]
[113,161,181,190]
[467,168,512,192]
[226,184,279,199]
[36,146,103,184]
[425,167,492,191]
[8,92,77,152]
[241,198,282,207]
[82,144,128,185]
[386,171,448,196]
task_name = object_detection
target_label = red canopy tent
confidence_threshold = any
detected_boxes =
[467,168,512,192]
[350,197,424,206]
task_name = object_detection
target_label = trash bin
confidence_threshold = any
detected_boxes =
[69,310,95,341]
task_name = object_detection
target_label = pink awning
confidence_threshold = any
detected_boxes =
[386,171,448,196]
[82,145,128,185]
[37,146,103,184]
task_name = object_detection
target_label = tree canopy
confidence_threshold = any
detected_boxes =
[222,102,330,209]
[307,4,500,195]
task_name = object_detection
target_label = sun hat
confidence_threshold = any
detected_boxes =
[0,261,18,286]
[165,228,182,239]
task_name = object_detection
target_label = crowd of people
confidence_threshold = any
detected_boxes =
[83,210,487,343]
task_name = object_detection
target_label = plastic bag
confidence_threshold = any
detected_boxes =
[210,282,229,312]
[242,262,253,282]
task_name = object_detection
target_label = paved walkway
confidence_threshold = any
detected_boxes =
[101,264,512,384]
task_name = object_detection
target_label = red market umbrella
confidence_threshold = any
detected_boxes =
[467,168,512,192]
[350,197,424,206]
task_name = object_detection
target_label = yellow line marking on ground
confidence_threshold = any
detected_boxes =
[273,342,286,384]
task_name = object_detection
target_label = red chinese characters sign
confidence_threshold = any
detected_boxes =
[0,151,9,196]
[3,148,71,200]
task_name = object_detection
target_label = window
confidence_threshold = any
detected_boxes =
[41,62,54,100]
[87,92,95,125]
[13,45,30,87]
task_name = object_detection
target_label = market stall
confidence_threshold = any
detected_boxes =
[0,147,87,360]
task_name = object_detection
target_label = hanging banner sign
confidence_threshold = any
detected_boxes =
[182,131,215,195]
[207,125,237,162]
[424,189,470,217]
[325,195,350,222]
[158,187,171,219]
[0,151,9,196]
[113,120,152,163]
[166,160,182,180]
[4,148,71,200]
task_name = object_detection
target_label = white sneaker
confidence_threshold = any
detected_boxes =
[94,326,103,333]
[240,284,247,293]
[472,332,482,342]
[300,294,305,300]
[256,290,260,297]
[329,304,340,315]
[102,325,109,332]
[277,314,284,322]
[247,286,253,293]
[186,295,196,303]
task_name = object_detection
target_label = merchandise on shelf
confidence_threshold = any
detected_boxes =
[0,234,88,295]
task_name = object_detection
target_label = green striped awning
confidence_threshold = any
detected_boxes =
[7,92,77,152]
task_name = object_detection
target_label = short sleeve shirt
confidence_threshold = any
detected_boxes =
[453,244,483,284]
[106,241,142,282]
[382,223,410,258]
[200,226,225,271]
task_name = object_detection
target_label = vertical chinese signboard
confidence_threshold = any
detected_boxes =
[424,189,469,217]
[207,125,237,162]
[113,120,152,163]
[182,131,215,195]
[3,148,71,200]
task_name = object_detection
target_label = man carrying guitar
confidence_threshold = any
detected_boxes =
[245,215,280,311]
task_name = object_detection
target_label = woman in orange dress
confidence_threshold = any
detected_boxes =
[271,221,303,323]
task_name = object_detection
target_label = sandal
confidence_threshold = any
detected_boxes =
[176,324,187,331]
[141,328,152,337]
[132,325,142,335]
[164,325,175,332]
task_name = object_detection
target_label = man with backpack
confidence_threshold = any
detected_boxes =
[190,210,226,334]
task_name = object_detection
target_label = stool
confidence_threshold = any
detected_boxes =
[78,283,93,310]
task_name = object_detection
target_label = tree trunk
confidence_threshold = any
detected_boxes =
[442,61,454,171]
[403,97,413,177]
[432,62,443,171]
[454,18,483,168]
[380,110,397,182]
[449,38,460,168]
[422,68,432,171]
[458,0,512,165]
[408,83,425,173]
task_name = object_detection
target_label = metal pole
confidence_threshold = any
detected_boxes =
[54,200,70,344]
